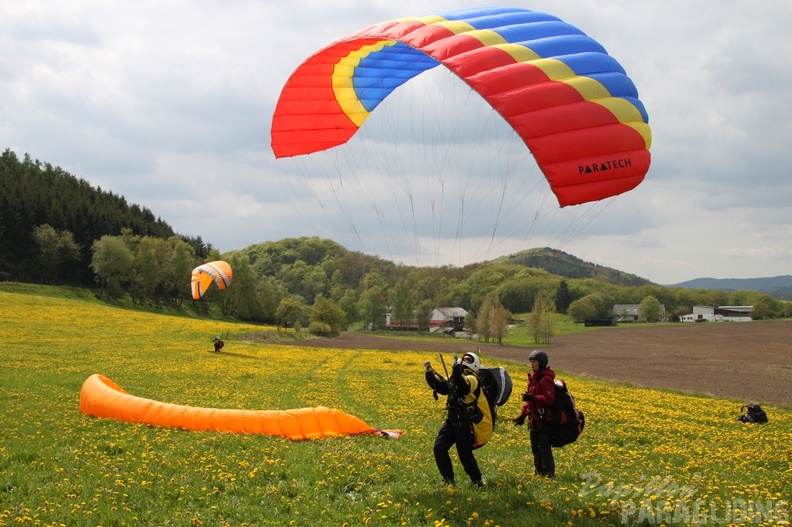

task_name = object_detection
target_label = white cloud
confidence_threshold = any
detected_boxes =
[2,0,791,284]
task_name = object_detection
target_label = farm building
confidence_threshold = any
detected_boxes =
[429,307,469,332]
[680,305,753,322]
[385,307,469,332]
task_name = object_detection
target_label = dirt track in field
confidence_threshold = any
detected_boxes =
[278,320,792,406]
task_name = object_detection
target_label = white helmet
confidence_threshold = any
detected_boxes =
[461,352,481,372]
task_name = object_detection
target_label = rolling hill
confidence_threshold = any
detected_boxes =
[668,275,792,301]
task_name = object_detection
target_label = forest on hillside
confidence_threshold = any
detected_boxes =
[0,149,211,284]
[3,148,791,334]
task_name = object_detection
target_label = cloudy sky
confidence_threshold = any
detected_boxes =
[2,1,790,285]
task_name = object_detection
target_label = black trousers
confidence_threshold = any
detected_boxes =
[433,420,482,483]
[530,425,555,477]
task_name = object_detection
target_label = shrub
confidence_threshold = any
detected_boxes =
[308,320,336,337]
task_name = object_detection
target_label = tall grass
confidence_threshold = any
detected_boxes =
[1,284,790,526]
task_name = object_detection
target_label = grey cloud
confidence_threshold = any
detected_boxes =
[2,0,791,282]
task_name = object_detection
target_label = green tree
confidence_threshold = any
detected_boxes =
[130,236,172,307]
[727,290,784,320]
[336,289,359,329]
[310,295,346,337]
[416,299,434,331]
[166,237,196,309]
[569,292,611,320]
[303,266,331,303]
[33,224,81,284]
[228,254,260,320]
[554,280,572,314]
[255,275,287,323]
[90,235,134,299]
[639,295,663,322]
[328,269,345,302]
[275,296,306,329]
[528,292,555,344]
[636,284,676,310]
[489,297,511,345]
[453,265,510,315]
[476,300,492,342]
[671,305,691,322]
[389,280,415,330]
[567,297,598,323]
[358,286,387,330]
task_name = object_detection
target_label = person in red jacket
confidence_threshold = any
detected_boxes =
[512,350,556,478]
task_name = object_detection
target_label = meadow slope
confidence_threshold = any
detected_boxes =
[2,287,790,527]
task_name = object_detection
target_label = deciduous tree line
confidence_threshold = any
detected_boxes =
[65,231,792,340]
[4,148,790,340]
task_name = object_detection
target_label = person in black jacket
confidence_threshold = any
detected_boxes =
[424,352,484,487]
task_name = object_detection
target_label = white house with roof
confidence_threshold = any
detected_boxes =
[429,307,469,331]
[680,305,753,322]
[385,306,469,332]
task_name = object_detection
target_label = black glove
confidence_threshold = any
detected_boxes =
[521,392,534,402]
[512,415,526,426]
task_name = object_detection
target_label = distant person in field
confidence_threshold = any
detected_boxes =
[211,336,224,353]
[512,350,556,478]
[424,352,484,487]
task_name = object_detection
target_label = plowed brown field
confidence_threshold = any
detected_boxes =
[279,320,792,406]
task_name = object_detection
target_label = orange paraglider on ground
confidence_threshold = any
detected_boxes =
[79,374,403,440]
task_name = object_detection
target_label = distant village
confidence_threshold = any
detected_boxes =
[386,304,755,334]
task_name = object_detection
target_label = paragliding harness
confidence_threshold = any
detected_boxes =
[539,378,585,448]
[476,365,513,418]
[434,355,512,449]
[736,404,768,424]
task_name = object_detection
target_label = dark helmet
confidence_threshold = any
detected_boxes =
[528,350,548,368]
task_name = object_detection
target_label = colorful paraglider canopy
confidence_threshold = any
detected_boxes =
[271,6,651,208]
[191,260,233,300]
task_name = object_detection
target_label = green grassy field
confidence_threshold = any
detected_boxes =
[1,284,790,526]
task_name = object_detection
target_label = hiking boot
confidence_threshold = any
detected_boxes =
[472,479,484,487]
